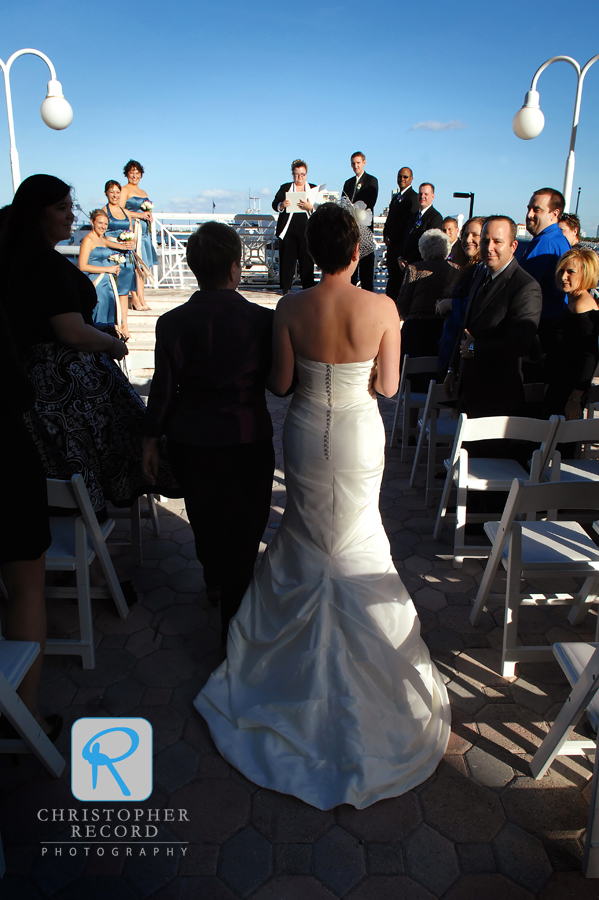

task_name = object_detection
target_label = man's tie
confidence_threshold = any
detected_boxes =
[409,212,423,235]
[352,178,361,202]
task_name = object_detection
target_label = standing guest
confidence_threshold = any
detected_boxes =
[519,187,570,348]
[272,159,316,295]
[79,209,129,338]
[383,166,418,299]
[442,216,468,266]
[397,229,460,372]
[398,183,444,273]
[103,180,137,325]
[436,216,486,378]
[342,151,378,292]
[445,216,542,417]
[120,159,158,311]
[543,248,599,419]
[0,299,60,742]
[559,213,585,250]
[142,222,275,644]
[1,174,179,515]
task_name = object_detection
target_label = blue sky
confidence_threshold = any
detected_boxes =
[1,0,598,234]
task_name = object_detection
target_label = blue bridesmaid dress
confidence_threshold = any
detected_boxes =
[86,246,118,325]
[105,205,136,295]
[124,196,159,268]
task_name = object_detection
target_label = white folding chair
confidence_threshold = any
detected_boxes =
[390,355,438,461]
[0,636,66,777]
[409,380,459,506]
[46,475,129,669]
[471,479,599,676]
[433,414,561,568]
[530,642,599,877]
[544,417,599,485]
[584,383,599,420]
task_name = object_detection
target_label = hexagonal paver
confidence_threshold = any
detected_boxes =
[251,876,337,899]
[252,790,334,842]
[477,703,550,755]
[501,776,590,840]
[456,842,497,874]
[537,870,599,899]
[169,780,250,843]
[492,823,552,894]
[443,873,535,899]
[414,587,447,612]
[101,676,145,715]
[420,770,506,841]
[153,741,200,793]
[466,742,516,788]
[218,825,272,898]
[125,626,162,658]
[337,792,422,842]
[134,649,197,687]
[366,843,404,875]
[68,649,135,687]
[312,826,365,896]
[345,875,436,899]
[157,604,209,635]
[275,843,312,875]
[403,823,459,895]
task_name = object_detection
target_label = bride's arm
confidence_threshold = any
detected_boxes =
[373,298,401,397]
[267,297,295,395]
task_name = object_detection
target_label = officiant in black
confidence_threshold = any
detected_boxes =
[273,159,316,295]
[343,152,378,292]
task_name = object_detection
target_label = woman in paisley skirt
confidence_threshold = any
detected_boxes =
[0,174,180,515]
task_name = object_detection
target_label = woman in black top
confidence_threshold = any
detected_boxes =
[1,175,179,513]
[543,248,599,419]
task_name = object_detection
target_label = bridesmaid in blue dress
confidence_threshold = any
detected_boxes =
[120,159,158,311]
[103,180,138,322]
[79,210,127,336]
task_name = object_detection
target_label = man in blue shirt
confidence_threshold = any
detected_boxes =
[519,187,571,348]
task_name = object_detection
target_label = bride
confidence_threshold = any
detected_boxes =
[195,203,450,810]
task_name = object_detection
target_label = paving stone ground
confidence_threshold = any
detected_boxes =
[1,291,598,898]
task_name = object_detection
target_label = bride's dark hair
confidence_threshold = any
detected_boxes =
[306,203,360,274]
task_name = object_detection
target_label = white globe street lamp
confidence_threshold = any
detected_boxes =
[0,49,73,194]
[512,55,599,212]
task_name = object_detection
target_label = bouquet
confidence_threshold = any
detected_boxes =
[118,230,135,243]
[139,200,154,213]
[108,253,127,265]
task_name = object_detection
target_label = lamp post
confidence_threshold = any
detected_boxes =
[0,48,73,194]
[512,54,599,212]
[453,191,474,219]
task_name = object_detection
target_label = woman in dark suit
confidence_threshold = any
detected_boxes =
[272,159,316,295]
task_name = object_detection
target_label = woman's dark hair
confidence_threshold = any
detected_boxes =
[306,203,360,274]
[460,215,486,266]
[559,212,581,240]
[104,180,121,193]
[124,159,144,177]
[186,221,241,289]
[0,174,71,260]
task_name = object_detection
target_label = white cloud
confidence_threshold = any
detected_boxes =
[260,187,272,196]
[409,120,467,131]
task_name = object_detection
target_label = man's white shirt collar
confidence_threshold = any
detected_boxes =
[488,258,513,280]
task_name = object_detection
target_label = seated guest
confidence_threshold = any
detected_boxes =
[543,248,599,420]
[397,229,460,383]
[436,216,486,378]
[0,174,179,515]
[442,216,467,266]
[559,213,585,250]
[142,222,275,644]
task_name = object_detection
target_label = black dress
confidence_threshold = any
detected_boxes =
[543,305,599,417]
[2,247,180,513]
[0,302,51,566]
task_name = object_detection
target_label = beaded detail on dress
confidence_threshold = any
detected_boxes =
[324,364,332,460]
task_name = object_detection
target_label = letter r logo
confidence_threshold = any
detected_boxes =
[72,718,153,801]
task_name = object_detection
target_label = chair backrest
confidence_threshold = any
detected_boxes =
[552,416,599,450]
[47,476,108,550]
[126,350,155,372]
[505,477,599,519]
[462,415,559,445]
[403,355,438,376]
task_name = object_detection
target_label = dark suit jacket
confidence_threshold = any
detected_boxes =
[342,173,378,218]
[451,258,542,416]
[400,205,444,263]
[272,182,316,237]
[383,187,418,248]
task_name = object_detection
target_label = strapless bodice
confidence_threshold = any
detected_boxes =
[105,205,130,237]
[87,246,114,268]
[295,356,376,409]
[124,196,151,213]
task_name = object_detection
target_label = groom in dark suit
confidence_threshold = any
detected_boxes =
[445,215,542,418]
[399,182,444,270]
[343,152,378,292]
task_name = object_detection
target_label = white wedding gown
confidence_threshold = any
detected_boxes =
[194,357,450,810]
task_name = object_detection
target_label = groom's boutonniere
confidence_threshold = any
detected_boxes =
[356,182,362,191]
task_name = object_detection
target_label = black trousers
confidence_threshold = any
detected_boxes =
[385,245,404,300]
[351,251,375,292]
[168,439,275,642]
[278,219,315,294]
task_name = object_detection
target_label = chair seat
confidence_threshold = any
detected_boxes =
[46,516,115,570]
[553,641,599,731]
[0,641,39,689]
[444,457,530,490]
[556,460,599,483]
[485,519,599,570]
[421,418,459,440]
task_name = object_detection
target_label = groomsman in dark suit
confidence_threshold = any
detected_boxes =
[342,152,378,292]
[399,183,444,271]
[383,167,418,299]
[445,215,542,418]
